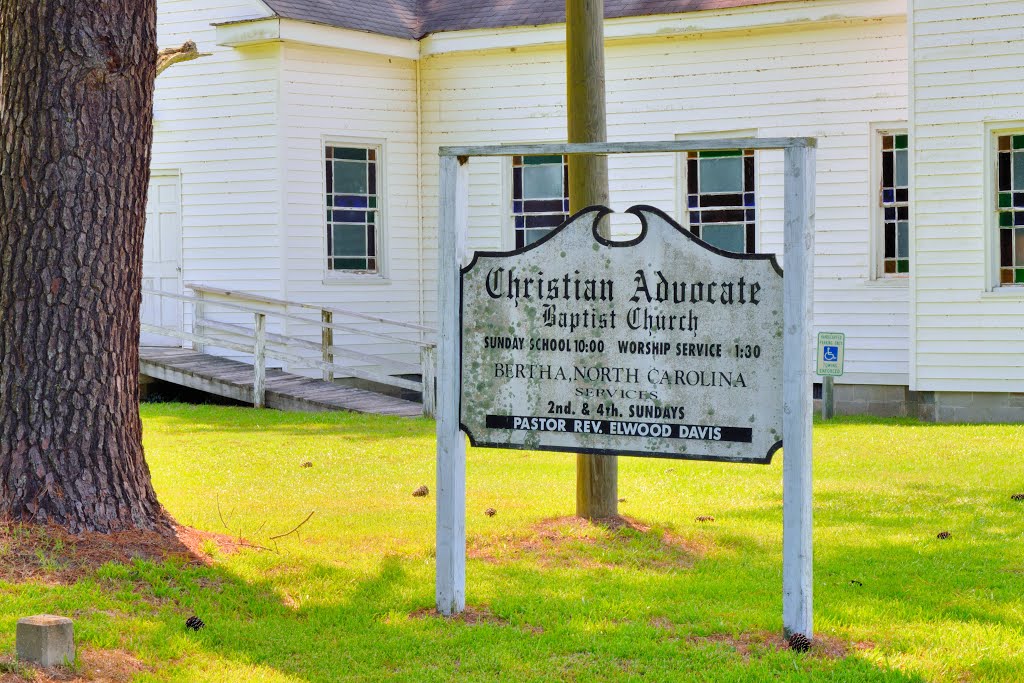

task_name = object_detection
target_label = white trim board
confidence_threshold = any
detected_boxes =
[215,17,419,60]
[420,0,906,56]
[217,0,904,61]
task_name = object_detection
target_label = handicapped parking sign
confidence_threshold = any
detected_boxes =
[816,333,845,377]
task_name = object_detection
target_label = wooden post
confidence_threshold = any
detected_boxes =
[253,312,267,409]
[421,345,437,418]
[436,154,469,615]
[567,0,617,520]
[821,375,834,420]
[322,309,334,383]
[193,290,205,352]
[782,143,816,639]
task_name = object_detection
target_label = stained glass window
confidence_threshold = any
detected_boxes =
[881,133,910,275]
[326,146,378,272]
[997,134,1024,285]
[686,150,755,253]
[512,155,569,249]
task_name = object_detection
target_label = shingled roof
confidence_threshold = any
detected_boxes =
[259,0,795,40]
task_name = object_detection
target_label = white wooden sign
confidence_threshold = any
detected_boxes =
[435,139,816,643]
[460,206,784,463]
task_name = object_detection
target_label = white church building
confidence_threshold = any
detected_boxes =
[144,0,1024,422]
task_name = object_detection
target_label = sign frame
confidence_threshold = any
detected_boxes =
[436,138,816,640]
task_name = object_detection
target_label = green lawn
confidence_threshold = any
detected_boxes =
[2,405,1023,681]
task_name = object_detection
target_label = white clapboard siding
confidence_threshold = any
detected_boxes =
[153,0,283,348]
[280,44,423,376]
[910,0,1024,392]
[420,16,909,385]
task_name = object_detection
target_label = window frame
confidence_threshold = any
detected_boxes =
[870,123,911,282]
[989,125,1024,289]
[322,137,386,281]
[684,149,757,254]
[676,130,759,254]
[505,152,570,251]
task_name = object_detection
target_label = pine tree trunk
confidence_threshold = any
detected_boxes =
[0,0,167,532]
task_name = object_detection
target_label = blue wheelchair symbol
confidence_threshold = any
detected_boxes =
[823,346,839,362]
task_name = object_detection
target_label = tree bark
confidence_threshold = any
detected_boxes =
[567,0,617,520]
[0,0,167,532]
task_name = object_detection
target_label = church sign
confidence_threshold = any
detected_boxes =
[460,205,784,464]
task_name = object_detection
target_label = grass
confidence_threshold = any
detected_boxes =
[1,405,1023,681]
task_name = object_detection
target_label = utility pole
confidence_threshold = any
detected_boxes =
[567,0,617,519]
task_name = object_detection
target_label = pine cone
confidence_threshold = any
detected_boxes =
[1011,493,1024,501]
[484,507,497,517]
[185,616,205,631]
[936,531,951,540]
[695,515,715,523]
[412,485,429,497]
[788,632,811,653]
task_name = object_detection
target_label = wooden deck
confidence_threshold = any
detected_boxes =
[139,347,423,417]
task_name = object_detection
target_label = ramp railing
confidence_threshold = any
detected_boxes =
[140,284,437,415]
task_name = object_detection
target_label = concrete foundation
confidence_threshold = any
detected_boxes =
[16,615,75,668]
[814,384,1024,423]
[927,391,1024,423]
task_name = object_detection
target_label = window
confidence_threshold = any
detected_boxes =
[997,133,1024,285]
[880,132,910,276]
[686,150,756,253]
[511,154,569,249]
[325,145,379,273]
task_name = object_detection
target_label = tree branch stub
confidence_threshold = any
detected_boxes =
[156,40,206,76]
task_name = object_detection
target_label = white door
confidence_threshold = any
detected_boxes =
[141,172,183,347]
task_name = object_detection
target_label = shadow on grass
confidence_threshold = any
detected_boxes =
[84,553,928,682]
[814,414,1024,429]
[1,529,963,682]
[814,415,928,427]
[15,407,1016,680]
[2,532,942,683]
[141,403,435,441]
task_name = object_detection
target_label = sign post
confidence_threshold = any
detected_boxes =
[816,332,845,420]
[781,144,815,640]
[436,154,468,616]
[436,139,816,640]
